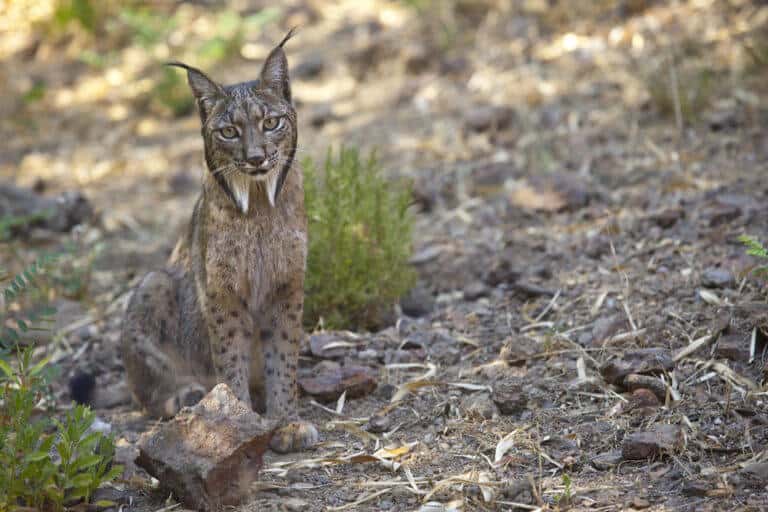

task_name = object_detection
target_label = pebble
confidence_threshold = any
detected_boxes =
[701,267,735,288]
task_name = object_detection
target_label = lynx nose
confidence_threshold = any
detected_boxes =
[246,148,267,168]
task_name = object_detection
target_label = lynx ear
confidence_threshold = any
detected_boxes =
[166,62,223,116]
[259,28,296,103]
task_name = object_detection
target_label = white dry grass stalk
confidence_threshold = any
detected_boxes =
[673,334,714,362]
[326,489,391,511]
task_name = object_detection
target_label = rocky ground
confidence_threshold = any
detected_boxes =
[2,0,768,510]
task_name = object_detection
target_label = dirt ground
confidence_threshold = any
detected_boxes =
[2,0,768,510]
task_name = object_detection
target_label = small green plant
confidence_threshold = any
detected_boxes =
[0,349,121,510]
[554,472,573,508]
[0,210,54,241]
[739,234,768,277]
[1,251,59,349]
[304,147,416,330]
[0,261,122,510]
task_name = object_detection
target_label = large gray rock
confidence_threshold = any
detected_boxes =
[136,384,275,510]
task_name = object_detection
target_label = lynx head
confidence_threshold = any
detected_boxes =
[168,29,297,213]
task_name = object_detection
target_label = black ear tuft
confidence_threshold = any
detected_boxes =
[259,28,297,103]
[166,61,223,116]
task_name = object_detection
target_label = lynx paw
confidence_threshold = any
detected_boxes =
[269,421,319,453]
[163,383,207,417]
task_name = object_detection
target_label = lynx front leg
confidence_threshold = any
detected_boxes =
[262,287,318,453]
[200,286,255,405]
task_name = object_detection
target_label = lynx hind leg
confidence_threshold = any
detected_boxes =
[120,271,205,418]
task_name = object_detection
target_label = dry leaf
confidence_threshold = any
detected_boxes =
[494,430,520,464]
[509,182,566,211]
[374,441,418,459]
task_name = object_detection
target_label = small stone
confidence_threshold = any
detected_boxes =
[299,361,377,402]
[591,450,622,470]
[135,384,274,510]
[282,497,310,511]
[367,412,391,433]
[463,282,489,300]
[485,250,521,286]
[601,348,675,386]
[740,462,768,488]
[650,208,683,229]
[491,381,527,416]
[591,314,627,347]
[714,333,750,362]
[701,267,735,289]
[584,234,610,259]
[403,43,431,74]
[622,424,684,460]
[309,332,354,359]
[631,497,651,509]
[628,388,660,408]
[681,480,710,497]
[465,104,515,132]
[400,281,435,317]
[461,392,498,419]
[624,374,667,402]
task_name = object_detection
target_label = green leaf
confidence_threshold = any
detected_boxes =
[24,450,52,463]
[68,472,94,488]
[29,356,50,377]
[102,464,124,482]
[94,500,117,508]
[0,358,13,377]
[72,453,102,471]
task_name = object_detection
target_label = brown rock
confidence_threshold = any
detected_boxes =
[651,208,683,229]
[367,412,391,433]
[309,332,356,359]
[461,392,498,419]
[492,381,528,416]
[629,388,661,408]
[714,333,750,362]
[601,348,674,386]
[299,361,377,402]
[701,267,735,289]
[622,424,684,460]
[591,450,622,470]
[136,384,275,510]
[740,462,768,488]
[624,374,667,402]
[681,480,711,497]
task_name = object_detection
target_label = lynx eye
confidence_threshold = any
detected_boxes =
[219,126,239,139]
[263,117,281,131]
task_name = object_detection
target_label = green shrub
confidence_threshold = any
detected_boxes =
[0,259,122,510]
[740,234,768,278]
[304,147,416,330]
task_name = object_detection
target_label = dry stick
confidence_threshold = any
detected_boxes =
[673,334,714,362]
[622,300,638,333]
[326,489,391,511]
[533,289,561,323]
[669,52,684,135]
